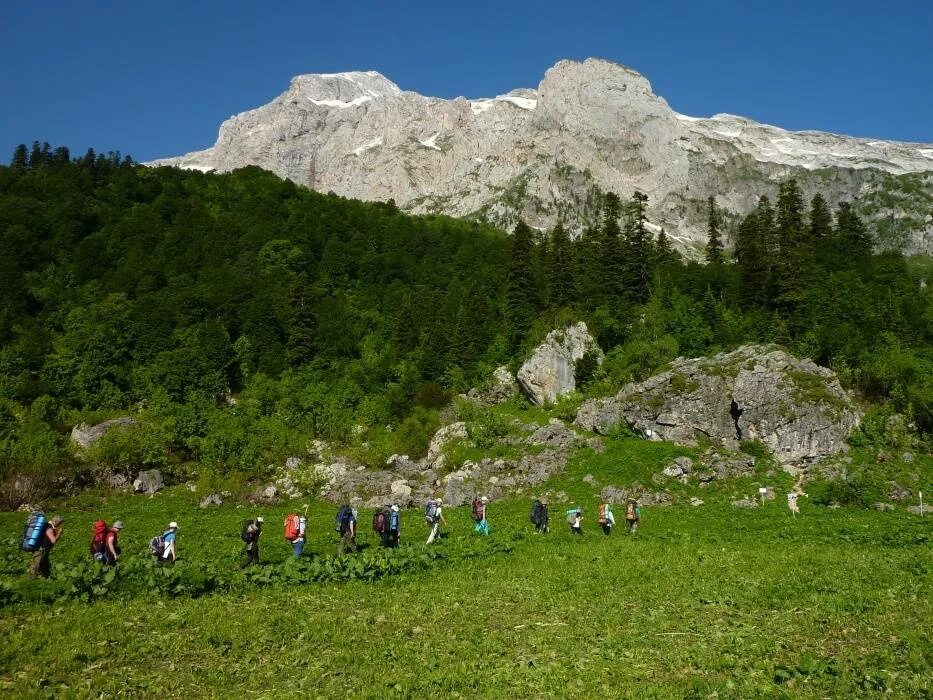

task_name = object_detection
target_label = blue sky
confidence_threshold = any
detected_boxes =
[1,1,930,162]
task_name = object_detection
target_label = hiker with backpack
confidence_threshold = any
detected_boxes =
[598,501,616,535]
[472,496,489,536]
[24,514,63,579]
[150,522,178,565]
[284,512,307,557]
[625,498,641,534]
[240,516,263,568]
[425,498,446,544]
[387,504,401,548]
[530,498,549,533]
[566,507,583,535]
[373,505,391,547]
[336,505,356,555]
[103,521,124,566]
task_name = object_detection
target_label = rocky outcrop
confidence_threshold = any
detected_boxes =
[517,323,603,405]
[148,59,933,255]
[576,345,861,464]
[71,418,136,449]
[466,366,519,405]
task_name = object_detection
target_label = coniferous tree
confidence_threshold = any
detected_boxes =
[505,221,538,351]
[704,195,725,265]
[774,179,810,312]
[734,196,774,308]
[809,193,832,240]
[547,222,574,308]
[601,192,625,299]
[834,202,872,262]
[622,191,651,302]
[654,228,675,267]
[10,144,28,171]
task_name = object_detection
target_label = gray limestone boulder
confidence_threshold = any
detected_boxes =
[517,323,603,405]
[732,498,758,508]
[467,366,519,405]
[199,493,223,508]
[71,418,136,449]
[575,345,861,464]
[526,419,578,449]
[132,469,164,495]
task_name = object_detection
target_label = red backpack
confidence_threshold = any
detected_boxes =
[598,503,607,524]
[472,498,484,522]
[90,520,107,555]
[283,513,300,540]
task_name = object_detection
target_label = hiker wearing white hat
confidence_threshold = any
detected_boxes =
[240,516,264,568]
[425,498,446,544]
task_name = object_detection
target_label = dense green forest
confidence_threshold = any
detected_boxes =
[1,143,930,504]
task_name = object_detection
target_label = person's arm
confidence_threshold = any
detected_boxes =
[46,525,61,545]
[107,533,118,559]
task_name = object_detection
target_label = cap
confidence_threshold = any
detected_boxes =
[51,516,64,525]
[391,505,399,512]
[256,516,264,523]
[481,496,488,502]
[112,521,125,530]
[168,521,178,529]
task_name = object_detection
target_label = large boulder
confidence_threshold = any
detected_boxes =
[71,418,136,449]
[517,322,603,405]
[133,469,164,495]
[575,345,861,464]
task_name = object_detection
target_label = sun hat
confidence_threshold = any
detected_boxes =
[168,521,178,529]
[50,516,64,525]
[112,521,124,530]
[481,496,488,502]
[391,505,399,512]
[256,516,264,523]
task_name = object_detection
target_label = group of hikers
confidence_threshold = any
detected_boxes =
[20,495,643,576]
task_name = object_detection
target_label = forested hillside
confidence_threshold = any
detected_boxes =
[1,144,930,503]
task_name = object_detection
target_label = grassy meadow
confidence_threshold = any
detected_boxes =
[0,464,930,698]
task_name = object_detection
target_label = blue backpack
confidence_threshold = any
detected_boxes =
[424,500,440,524]
[335,505,353,533]
[21,512,47,552]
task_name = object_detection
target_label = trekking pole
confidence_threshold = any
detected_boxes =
[920,492,924,517]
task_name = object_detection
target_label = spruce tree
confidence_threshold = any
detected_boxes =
[734,196,774,308]
[704,195,724,265]
[10,144,28,171]
[809,193,832,240]
[774,179,809,312]
[506,221,538,351]
[547,222,574,308]
[834,202,872,261]
[622,191,651,302]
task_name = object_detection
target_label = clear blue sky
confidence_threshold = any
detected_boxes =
[2,0,930,163]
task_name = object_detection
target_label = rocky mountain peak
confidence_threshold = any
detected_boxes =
[148,58,933,255]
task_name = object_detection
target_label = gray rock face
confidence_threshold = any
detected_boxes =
[71,418,136,449]
[732,498,759,508]
[517,322,603,405]
[148,59,933,255]
[132,469,163,495]
[575,345,861,464]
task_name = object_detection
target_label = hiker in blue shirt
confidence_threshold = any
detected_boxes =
[388,504,401,548]
[161,522,178,564]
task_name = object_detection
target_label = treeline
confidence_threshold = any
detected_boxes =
[0,145,929,500]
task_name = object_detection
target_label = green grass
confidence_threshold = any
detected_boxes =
[0,481,930,697]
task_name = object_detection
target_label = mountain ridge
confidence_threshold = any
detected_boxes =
[148,58,933,254]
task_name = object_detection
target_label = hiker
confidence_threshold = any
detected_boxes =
[425,498,446,544]
[151,521,178,565]
[473,496,489,536]
[337,506,357,555]
[284,512,307,557]
[598,501,616,535]
[387,504,401,548]
[531,498,549,533]
[625,498,641,535]
[567,507,583,535]
[241,516,263,568]
[787,490,806,517]
[27,515,63,579]
[373,505,391,548]
[104,521,124,566]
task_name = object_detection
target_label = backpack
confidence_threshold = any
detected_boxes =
[389,509,400,532]
[284,513,300,540]
[149,534,166,557]
[90,520,108,555]
[566,509,580,525]
[241,519,256,543]
[472,497,483,522]
[626,502,638,521]
[530,500,546,526]
[598,503,607,524]
[425,500,439,524]
[335,505,352,534]
[20,512,47,552]
[372,509,386,535]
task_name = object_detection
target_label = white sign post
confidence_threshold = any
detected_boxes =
[920,492,924,517]
[758,487,767,508]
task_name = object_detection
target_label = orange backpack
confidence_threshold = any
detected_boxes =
[283,513,300,540]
